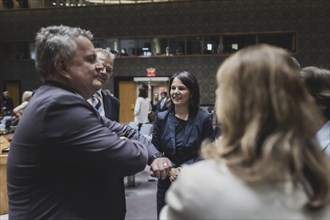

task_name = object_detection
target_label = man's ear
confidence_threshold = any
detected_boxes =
[54,59,70,79]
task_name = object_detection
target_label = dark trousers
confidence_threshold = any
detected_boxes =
[156,177,171,219]
[138,123,143,131]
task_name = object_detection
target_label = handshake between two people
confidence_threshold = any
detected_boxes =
[149,157,181,182]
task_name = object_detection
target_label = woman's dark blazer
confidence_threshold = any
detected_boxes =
[152,109,215,166]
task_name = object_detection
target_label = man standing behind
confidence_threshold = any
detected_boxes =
[1,91,14,116]
[156,91,170,113]
[88,48,119,122]
[7,25,171,220]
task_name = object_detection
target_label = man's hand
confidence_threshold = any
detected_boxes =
[150,157,172,180]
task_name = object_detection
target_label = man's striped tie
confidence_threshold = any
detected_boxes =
[92,94,105,116]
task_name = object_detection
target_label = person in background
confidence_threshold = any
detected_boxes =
[1,90,14,116]
[13,90,33,119]
[160,44,330,219]
[0,95,2,115]
[301,66,330,156]
[120,48,128,56]
[7,25,171,220]
[134,87,151,130]
[207,105,222,137]
[151,92,159,112]
[88,48,119,122]
[156,91,170,113]
[152,71,215,218]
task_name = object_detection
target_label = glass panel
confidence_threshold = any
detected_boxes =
[154,38,169,56]
[16,0,29,8]
[0,32,297,58]
[104,39,119,56]
[186,36,202,55]
[203,36,220,54]
[30,0,45,8]
[169,37,185,55]
[258,33,296,52]
[119,0,137,3]
[120,39,136,56]
[137,38,152,57]
[85,0,117,5]
[222,34,256,53]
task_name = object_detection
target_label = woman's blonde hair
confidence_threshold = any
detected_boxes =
[22,91,33,102]
[202,44,329,210]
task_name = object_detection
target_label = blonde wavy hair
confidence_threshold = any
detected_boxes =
[202,44,329,210]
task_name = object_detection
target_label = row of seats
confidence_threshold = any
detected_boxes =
[127,122,153,141]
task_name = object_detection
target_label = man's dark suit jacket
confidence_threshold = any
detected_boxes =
[101,90,127,217]
[102,90,120,122]
[7,81,159,220]
[155,98,170,113]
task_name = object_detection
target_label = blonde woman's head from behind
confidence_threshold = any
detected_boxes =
[205,43,329,210]
[214,44,317,152]
[22,91,33,102]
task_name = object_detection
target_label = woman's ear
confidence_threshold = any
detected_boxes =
[54,59,70,79]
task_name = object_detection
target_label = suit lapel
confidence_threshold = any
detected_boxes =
[168,111,177,149]
[101,91,111,119]
[182,114,195,147]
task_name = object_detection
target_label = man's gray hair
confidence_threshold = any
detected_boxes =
[35,25,93,82]
[95,48,115,61]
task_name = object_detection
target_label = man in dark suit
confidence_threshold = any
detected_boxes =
[89,48,128,213]
[7,25,172,220]
[156,91,170,113]
[1,90,14,116]
[88,48,119,122]
[103,90,120,121]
